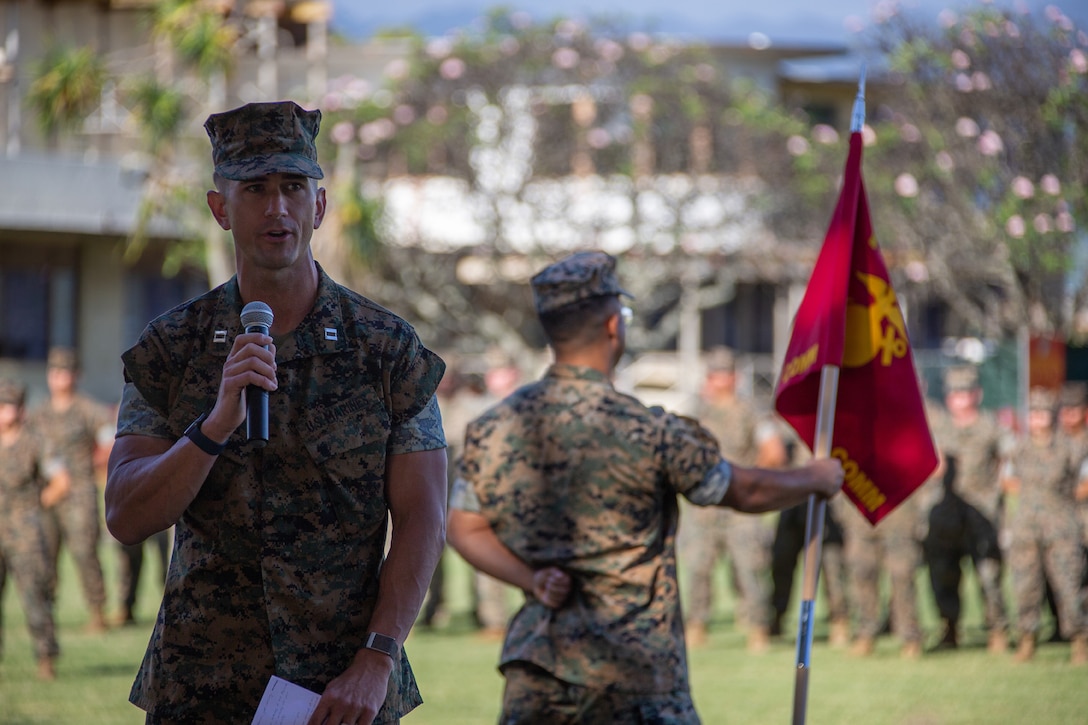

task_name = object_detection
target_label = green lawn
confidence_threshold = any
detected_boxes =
[2,541,1086,724]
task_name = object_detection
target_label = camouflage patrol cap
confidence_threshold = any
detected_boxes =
[705,346,736,373]
[47,346,79,371]
[0,378,26,406]
[1029,386,1057,411]
[1060,381,1087,407]
[531,251,633,315]
[204,101,324,181]
[943,365,978,392]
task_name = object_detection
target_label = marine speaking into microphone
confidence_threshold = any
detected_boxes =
[240,300,274,446]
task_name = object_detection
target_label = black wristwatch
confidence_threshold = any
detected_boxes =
[184,412,227,456]
[364,632,399,660]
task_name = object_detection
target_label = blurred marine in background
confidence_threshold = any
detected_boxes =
[679,346,786,653]
[29,346,115,634]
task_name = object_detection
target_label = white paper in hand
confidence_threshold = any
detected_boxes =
[252,675,320,725]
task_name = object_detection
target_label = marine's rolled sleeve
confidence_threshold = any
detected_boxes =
[686,460,733,506]
[385,333,446,427]
[115,381,172,440]
[656,409,729,505]
[449,474,481,513]
[389,396,446,454]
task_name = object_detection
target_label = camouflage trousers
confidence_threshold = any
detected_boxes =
[845,528,922,643]
[923,493,1007,632]
[1009,509,1088,640]
[145,713,401,725]
[679,504,772,629]
[41,492,106,609]
[0,515,59,661]
[475,571,511,631]
[500,661,699,724]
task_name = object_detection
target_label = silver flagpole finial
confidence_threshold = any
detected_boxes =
[851,65,868,133]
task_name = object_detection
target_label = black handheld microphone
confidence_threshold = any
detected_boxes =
[240,301,274,447]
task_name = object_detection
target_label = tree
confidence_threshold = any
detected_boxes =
[317,13,803,356]
[765,3,1088,340]
[26,45,107,147]
[864,3,1088,340]
[124,0,242,285]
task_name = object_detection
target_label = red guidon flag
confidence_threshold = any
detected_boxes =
[773,131,937,525]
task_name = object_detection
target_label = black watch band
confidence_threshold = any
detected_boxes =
[364,631,399,660]
[184,412,226,456]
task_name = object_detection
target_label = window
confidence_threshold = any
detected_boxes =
[0,246,78,361]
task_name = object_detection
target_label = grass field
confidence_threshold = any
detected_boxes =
[2,539,1086,724]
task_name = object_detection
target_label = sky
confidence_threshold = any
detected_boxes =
[329,0,1088,46]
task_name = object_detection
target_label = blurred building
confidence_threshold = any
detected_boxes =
[0,0,400,402]
[0,0,966,412]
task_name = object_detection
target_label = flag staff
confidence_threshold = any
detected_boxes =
[790,68,866,725]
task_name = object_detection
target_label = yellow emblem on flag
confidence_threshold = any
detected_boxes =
[842,270,908,368]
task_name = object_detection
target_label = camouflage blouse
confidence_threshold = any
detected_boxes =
[929,409,1008,518]
[28,393,112,498]
[452,364,729,694]
[1008,432,1084,529]
[0,422,53,525]
[116,265,445,722]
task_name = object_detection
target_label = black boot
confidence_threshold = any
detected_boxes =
[934,619,958,650]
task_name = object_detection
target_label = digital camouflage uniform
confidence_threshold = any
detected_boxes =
[28,360,113,616]
[0,392,59,665]
[924,369,1009,643]
[681,394,773,635]
[449,251,733,722]
[1069,436,1088,553]
[1060,384,1088,603]
[1039,382,1088,641]
[115,266,445,722]
[835,490,923,651]
[1006,396,1088,648]
[451,363,730,723]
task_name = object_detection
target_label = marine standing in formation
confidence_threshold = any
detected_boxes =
[0,378,67,680]
[1057,382,1088,620]
[29,346,115,634]
[923,365,1010,653]
[1001,387,1088,664]
[835,487,925,659]
[681,346,786,653]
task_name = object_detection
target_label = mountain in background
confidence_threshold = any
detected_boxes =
[329,3,865,44]
[329,1,1088,46]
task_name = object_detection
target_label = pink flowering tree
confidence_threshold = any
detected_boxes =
[318,4,1088,351]
[855,3,1087,338]
[317,12,787,351]
[741,3,1088,339]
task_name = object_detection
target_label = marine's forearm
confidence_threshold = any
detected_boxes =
[447,509,536,594]
[104,434,214,544]
[365,448,449,647]
[721,459,843,513]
